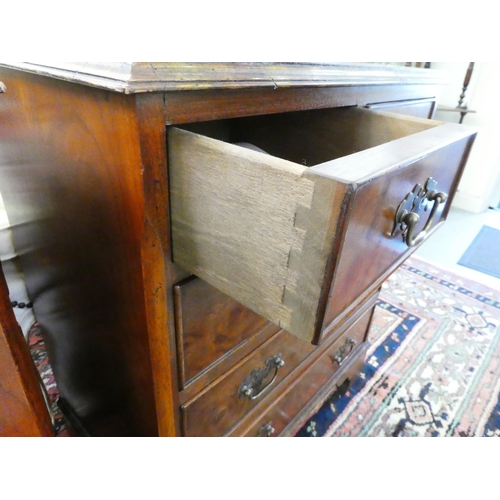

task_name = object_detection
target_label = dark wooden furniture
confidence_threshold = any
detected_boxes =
[0,63,477,436]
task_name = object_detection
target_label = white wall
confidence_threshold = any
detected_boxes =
[432,62,500,213]
[0,191,36,338]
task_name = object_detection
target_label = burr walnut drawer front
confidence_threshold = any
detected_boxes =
[243,343,370,437]
[174,275,271,390]
[169,107,476,344]
[180,328,315,437]
[230,291,376,437]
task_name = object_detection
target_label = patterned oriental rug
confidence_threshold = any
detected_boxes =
[28,324,69,437]
[294,257,500,437]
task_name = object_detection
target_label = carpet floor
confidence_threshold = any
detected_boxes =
[294,257,500,437]
[28,324,69,437]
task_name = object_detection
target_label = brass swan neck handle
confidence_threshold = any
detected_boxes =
[392,178,448,248]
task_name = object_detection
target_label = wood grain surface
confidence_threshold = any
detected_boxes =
[180,327,315,437]
[0,68,158,436]
[366,98,436,118]
[169,127,331,341]
[163,85,441,125]
[174,276,269,388]
[135,92,181,436]
[321,135,477,332]
[0,63,475,437]
[168,107,476,344]
[226,290,379,436]
[0,63,450,93]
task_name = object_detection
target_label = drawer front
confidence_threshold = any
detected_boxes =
[320,136,473,335]
[174,276,269,388]
[228,291,378,437]
[237,315,372,437]
[180,328,315,436]
[283,342,369,437]
[169,107,477,344]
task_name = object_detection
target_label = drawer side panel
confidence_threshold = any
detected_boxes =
[169,127,345,342]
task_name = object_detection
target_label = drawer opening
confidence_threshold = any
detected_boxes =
[178,106,441,168]
[169,106,476,344]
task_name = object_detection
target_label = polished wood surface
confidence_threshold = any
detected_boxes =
[0,63,474,436]
[0,68,157,436]
[0,63,450,93]
[0,262,54,436]
[228,291,378,437]
[244,344,370,437]
[169,107,476,343]
[181,328,315,436]
[244,315,371,437]
[136,92,180,436]
[178,322,280,406]
[174,276,269,388]
[281,342,370,436]
[164,85,442,125]
[321,135,476,333]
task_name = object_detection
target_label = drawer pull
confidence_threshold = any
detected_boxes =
[238,353,285,401]
[0,81,6,93]
[333,337,356,366]
[392,177,448,248]
[257,422,275,437]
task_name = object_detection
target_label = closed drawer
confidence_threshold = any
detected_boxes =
[180,328,315,437]
[231,298,374,437]
[169,107,476,344]
[174,276,270,389]
[249,344,369,437]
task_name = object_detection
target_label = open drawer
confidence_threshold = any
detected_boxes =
[168,107,476,344]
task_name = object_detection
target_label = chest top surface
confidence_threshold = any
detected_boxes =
[0,62,449,94]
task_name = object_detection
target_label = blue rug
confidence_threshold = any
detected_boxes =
[458,225,500,279]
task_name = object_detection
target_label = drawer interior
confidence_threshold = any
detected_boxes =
[179,106,440,168]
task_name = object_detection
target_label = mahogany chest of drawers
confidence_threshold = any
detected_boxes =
[0,63,476,436]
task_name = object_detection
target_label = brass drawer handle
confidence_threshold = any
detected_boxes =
[238,353,285,401]
[333,337,356,366]
[0,81,6,93]
[257,422,275,437]
[392,177,448,248]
